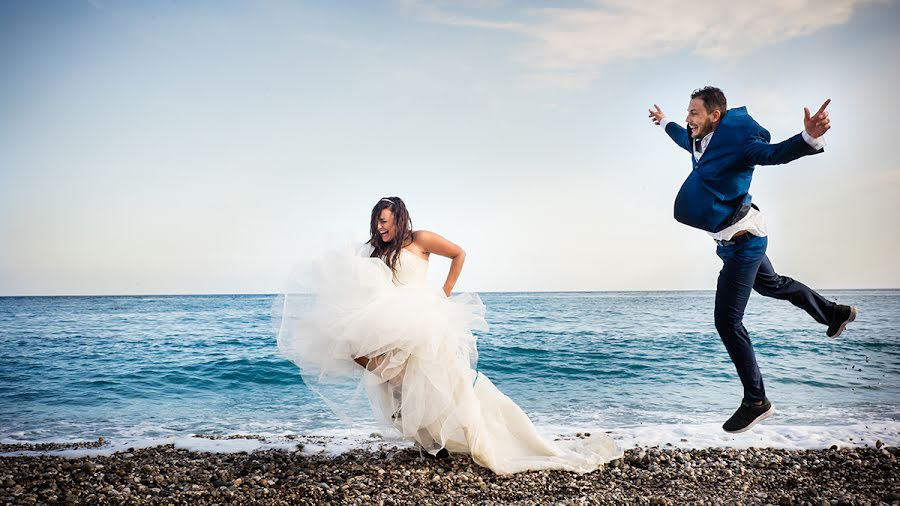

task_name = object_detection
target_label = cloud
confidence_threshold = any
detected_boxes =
[865,169,900,185]
[405,0,878,86]
[398,0,524,30]
[85,0,106,12]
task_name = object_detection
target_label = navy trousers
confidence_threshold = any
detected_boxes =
[714,234,838,402]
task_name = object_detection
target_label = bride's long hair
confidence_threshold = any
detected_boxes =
[367,196,413,275]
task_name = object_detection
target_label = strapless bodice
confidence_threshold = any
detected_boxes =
[393,249,428,286]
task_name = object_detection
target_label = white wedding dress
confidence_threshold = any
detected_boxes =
[276,246,621,474]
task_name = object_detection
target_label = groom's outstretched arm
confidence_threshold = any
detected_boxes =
[744,132,823,166]
[745,99,831,166]
[649,104,692,153]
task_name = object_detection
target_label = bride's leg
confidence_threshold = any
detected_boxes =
[354,353,405,386]
[354,353,407,426]
[353,352,406,430]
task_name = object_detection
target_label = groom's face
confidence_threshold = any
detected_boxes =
[685,98,720,139]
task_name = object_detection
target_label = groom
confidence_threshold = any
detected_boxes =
[648,87,857,433]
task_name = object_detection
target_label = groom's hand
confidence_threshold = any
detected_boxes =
[648,104,666,125]
[804,99,831,138]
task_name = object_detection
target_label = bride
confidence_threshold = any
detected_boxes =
[276,196,621,474]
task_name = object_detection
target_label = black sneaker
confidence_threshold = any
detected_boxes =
[421,447,450,460]
[827,305,858,338]
[723,399,775,433]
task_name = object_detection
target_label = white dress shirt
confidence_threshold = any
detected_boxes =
[659,118,825,241]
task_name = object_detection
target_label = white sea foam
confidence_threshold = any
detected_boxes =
[1,438,166,459]
[612,421,900,450]
[3,420,896,459]
[171,437,299,454]
[0,431,408,459]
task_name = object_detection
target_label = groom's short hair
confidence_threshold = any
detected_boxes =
[691,86,727,116]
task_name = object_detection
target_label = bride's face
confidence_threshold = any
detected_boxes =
[376,208,397,243]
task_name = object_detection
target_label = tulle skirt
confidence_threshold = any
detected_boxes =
[275,246,622,474]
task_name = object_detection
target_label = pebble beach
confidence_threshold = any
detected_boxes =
[1,438,897,505]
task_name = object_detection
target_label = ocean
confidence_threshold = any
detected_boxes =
[1,291,897,455]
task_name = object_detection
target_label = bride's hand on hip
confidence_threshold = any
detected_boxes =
[412,230,466,297]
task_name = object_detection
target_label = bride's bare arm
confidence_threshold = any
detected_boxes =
[413,230,465,297]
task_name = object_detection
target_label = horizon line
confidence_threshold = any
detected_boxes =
[0,287,895,298]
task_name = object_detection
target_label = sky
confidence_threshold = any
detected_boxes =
[1,0,898,295]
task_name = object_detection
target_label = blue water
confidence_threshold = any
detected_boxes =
[1,291,897,449]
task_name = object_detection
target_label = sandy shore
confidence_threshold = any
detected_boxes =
[1,440,898,505]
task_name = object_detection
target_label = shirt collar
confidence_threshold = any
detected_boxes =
[694,130,715,156]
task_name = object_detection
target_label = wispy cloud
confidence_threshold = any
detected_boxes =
[865,168,900,185]
[404,0,878,86]
[85,0,106,12]
[398,0,524,30]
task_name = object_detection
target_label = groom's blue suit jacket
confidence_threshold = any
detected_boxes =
[665,107,823,233]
